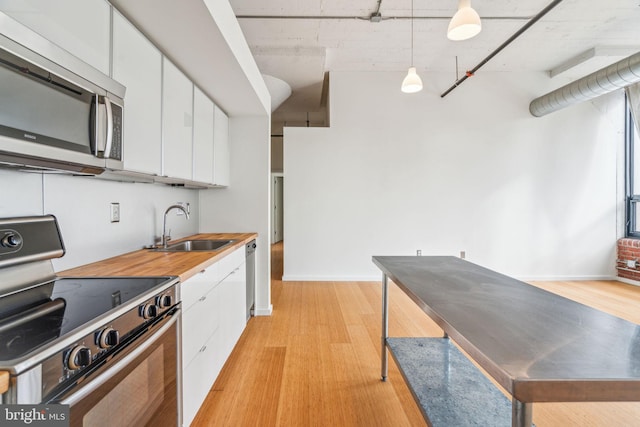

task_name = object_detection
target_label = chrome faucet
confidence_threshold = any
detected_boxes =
[162,204,190,248]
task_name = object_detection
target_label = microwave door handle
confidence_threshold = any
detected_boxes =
[89,96,99,156]
[103,97,114,159]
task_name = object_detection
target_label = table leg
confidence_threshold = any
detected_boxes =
[512,398,533,427]
[381,273,389,381]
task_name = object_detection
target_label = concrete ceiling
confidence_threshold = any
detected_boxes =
[111,0,270,117]
[229,0,640,116]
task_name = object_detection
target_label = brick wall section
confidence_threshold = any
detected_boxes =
[617,238,640,281]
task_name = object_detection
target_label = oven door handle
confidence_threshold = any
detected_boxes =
[58,311,180,406]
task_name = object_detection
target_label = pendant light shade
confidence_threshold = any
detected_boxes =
[447,0,481,41]
[401,67,423,93]
[401,0,423,93]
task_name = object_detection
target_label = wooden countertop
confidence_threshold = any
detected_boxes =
[0,370,8,394]
[59,233,257,282]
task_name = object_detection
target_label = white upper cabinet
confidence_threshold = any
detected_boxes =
[1,0,111,74]
[193,87,215,184]
[162,58,193,181]
[3,2,233,187]
[112,12,162,176]
[213,105,230,186]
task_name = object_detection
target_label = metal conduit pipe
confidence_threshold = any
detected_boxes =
[530,51,640,117]
[440,0,564,98]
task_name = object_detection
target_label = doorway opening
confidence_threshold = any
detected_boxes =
[271,174,284,244]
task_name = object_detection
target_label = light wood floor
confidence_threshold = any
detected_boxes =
[192,243,640,426]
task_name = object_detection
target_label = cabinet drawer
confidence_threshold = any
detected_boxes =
[182,330,223,427]
[182,286,220,366]
[217,247,245,279]
[181,263,220,310]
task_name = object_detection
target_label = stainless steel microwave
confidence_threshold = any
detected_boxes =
[0,12,125,175]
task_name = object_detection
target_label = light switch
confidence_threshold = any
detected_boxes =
[110,203,120,223]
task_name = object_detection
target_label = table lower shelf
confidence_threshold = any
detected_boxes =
[387,337,523,427]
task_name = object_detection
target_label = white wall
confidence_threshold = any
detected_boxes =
[199,115,272,315]
[271,136,283,173]
[0,169,199,271]
[283,71,623,281]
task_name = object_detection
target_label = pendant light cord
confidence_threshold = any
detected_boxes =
[410,0,414,66]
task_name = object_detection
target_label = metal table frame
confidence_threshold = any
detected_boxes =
[375,256,640,427]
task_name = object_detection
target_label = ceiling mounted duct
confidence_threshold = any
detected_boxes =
[530,51,640,117]
[262,74,292,112]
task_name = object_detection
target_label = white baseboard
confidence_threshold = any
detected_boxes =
[617,276,640,287]
[283,274,618,283]
[254,304,273,316]
[516,275,617,282]
[282,275,381,282]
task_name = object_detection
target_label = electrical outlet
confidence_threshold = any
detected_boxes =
[416,250,422,256]
[460,250,466,259]
[176,202,190,215]
[110,203,120,223]
[627,259,637,269]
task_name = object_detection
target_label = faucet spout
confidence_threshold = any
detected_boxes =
[162,204,190,248]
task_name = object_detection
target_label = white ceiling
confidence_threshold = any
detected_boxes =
[229,0,640,115]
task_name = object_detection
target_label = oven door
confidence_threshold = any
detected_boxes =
[51,310,181,427]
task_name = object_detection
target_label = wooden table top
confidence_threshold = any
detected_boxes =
[373,255,640,403]
[60,233,257,282]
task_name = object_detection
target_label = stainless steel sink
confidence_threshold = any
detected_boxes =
[153,239,235,252]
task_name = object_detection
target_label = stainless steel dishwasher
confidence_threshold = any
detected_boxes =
[246,240,257,319]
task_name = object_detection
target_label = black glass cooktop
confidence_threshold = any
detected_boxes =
[0,276,174,362]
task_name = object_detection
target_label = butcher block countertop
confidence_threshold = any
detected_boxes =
[59,233,257,282]
[0,370,8,394]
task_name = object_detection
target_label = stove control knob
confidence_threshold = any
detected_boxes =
[140,304,158,319]
[1,233,22,248]
[156,294,172,308]
[68,345,91,370]
[98,327,120,349]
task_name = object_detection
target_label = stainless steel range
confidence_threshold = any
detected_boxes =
[0,216,182,426]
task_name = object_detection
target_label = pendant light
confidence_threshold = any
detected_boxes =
[447,0,481,41]
[401,0,423,93]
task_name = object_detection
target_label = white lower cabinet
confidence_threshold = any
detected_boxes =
[183,329,221,427]
[218,263,246,358]
[181,247,247,426]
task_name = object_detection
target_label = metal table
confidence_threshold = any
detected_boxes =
[373,256,640,427]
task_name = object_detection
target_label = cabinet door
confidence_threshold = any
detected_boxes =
[112,12,162,175]
[162,58,193,180]
[218,262,246,360]
[192,87,215,184]
[182,330,221,427]
[182,284,220,368]
[1,0,111,74]
[213,105,230,186]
